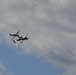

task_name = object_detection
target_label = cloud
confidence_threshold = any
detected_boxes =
[0,0,76,75]
[0,61,13,75]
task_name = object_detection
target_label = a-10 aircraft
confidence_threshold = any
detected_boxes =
[9,30,29,47]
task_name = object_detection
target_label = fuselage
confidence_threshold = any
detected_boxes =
[17,37,29,41]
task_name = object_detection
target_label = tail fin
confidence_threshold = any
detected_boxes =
[9,33,12,36]
[13,40,17,43]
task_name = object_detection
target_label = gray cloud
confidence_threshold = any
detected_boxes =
[0,0,76,75]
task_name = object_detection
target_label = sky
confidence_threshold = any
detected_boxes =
[0,0,76,75]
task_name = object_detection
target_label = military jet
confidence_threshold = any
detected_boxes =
[9,30,20,40]
[13,31,29,47]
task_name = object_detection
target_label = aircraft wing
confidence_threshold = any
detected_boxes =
[11,36,15,40]
[15,40,23,47]
[23,31,29,38]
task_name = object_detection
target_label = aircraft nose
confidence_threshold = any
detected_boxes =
[27,38,29,40]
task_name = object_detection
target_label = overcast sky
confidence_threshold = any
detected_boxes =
[0,0,76,75]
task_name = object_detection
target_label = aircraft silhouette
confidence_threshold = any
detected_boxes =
[10,30,29,47]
